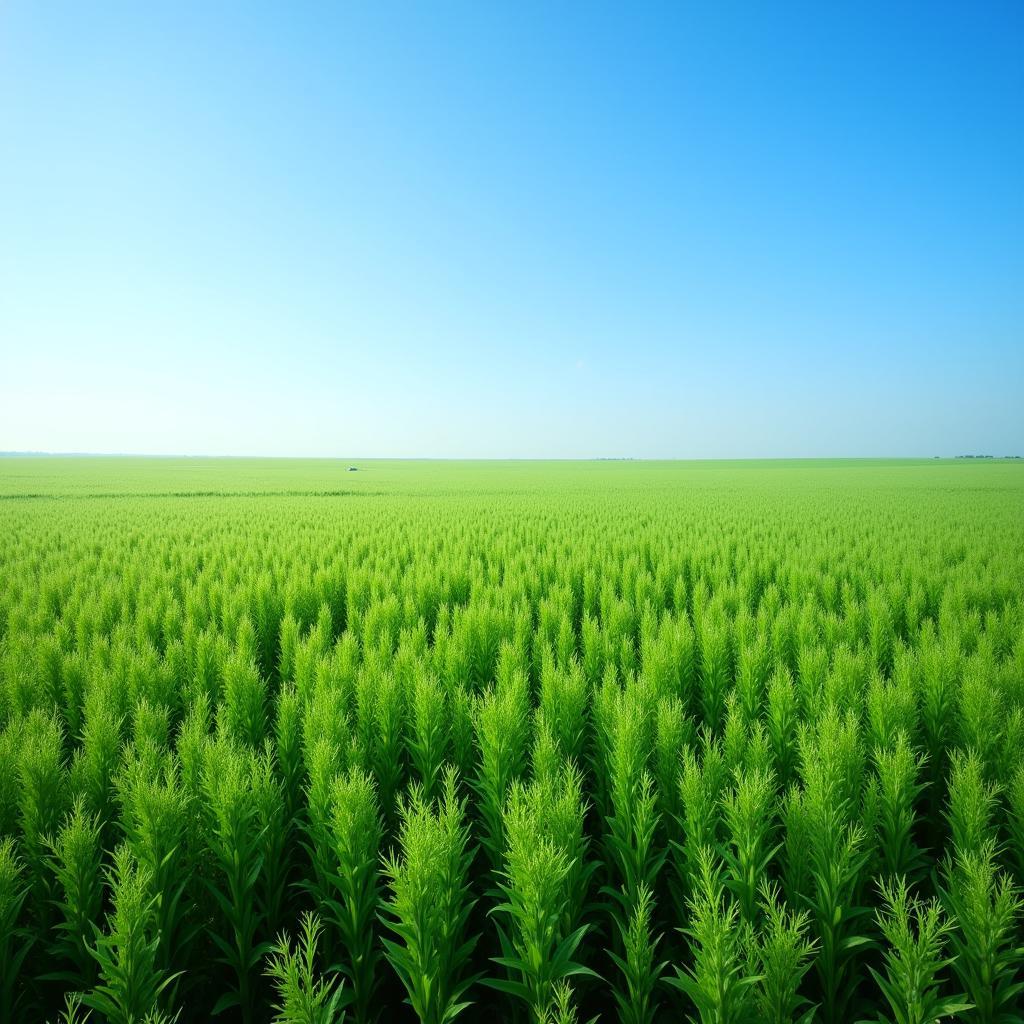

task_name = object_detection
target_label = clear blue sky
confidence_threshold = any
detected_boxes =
[1,2,1021,458]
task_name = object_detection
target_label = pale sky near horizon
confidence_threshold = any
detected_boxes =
[1,2,1022,458]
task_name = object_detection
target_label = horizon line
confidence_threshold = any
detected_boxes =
[2,451,1021,463]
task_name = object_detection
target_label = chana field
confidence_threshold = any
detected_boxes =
[2,456,1024,1024]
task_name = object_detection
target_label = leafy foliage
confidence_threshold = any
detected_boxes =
[0,457,1022,1022]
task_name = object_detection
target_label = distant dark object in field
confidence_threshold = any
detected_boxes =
[347,466,359,471]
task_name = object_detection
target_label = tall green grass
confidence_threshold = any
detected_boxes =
[0,456,1021,1021]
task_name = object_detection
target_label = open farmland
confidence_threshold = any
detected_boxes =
[1,458,1023,1024]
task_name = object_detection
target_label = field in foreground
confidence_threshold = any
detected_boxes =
[1,457,1023,1024]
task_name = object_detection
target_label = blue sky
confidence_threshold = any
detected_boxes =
[1,2,1021,457]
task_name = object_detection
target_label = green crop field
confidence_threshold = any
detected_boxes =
[1,457,1022,1024]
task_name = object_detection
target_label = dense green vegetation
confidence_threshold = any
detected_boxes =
[1,457,1022,1023]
